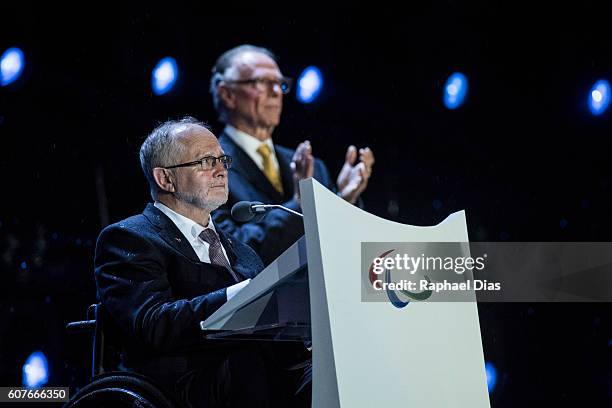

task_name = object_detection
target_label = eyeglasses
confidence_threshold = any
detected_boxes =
[225,77,292,94]
[163,155,232,171]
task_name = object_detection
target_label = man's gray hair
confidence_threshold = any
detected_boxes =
[209,44,277,122]
[140,116,211,200]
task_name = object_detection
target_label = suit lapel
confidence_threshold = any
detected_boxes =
[216,227,237,266]
[144,203,251,281]
[143,204,201,263]
[216,227,252,280]
[219,133,284,202]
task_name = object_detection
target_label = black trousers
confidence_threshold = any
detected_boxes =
[130,343,311,408]
[174,349,269,407]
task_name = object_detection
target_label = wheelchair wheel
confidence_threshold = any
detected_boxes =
[63,371,180,408]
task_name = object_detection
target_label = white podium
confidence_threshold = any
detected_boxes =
[202,178,490,408]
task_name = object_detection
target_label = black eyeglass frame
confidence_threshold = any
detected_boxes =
[224,77,293,94]
[162,155,233,171]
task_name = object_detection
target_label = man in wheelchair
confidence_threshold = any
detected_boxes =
[74,117,307,407]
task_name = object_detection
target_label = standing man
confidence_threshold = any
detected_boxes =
[210,44,375,265]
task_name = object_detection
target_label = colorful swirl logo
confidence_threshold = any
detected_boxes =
[368,249,433,308]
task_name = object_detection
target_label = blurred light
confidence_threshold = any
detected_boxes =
[432,199,442,210]
[22,351,49,388]
[152,57,178,95]
[443,72,468,109]
[297,66,323,103]
[1,47,25,87]
[485,361,497,393]
[589,79,610,115]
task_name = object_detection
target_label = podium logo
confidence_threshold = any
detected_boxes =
[368,249,433,308]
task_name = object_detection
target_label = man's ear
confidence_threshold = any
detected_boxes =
[152,168,176,193]
[218,83,236,110]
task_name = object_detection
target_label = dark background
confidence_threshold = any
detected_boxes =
[1,4,611,407]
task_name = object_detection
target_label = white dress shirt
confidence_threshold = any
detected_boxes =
[154,202,250,300]
[224,125,281,173]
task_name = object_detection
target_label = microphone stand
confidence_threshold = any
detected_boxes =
[251,204,304,218]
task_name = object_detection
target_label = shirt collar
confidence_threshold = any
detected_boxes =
[153,201,217,243]
[224,124,276,170]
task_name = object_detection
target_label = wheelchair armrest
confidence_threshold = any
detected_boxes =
[66,320,96,333]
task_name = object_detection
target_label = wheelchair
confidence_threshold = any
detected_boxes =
[63,304,183,408]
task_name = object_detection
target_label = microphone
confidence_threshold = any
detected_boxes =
[231,201,265,222]
[231,201,303,222]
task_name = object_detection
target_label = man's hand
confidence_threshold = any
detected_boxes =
[290,140,314,204]
[337,145,375,204]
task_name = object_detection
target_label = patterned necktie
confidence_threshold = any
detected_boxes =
[198,228,240,282]
[256,144,284,194]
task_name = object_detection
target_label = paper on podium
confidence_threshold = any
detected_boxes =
[200,236,308,331]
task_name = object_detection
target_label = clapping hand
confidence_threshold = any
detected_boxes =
[290,140,315,204]
[336,145,375,204]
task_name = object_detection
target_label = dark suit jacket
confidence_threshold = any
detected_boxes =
[94,203,264,359]
[213,133,335,265]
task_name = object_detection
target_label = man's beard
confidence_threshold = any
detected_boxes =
[174,187,228,212]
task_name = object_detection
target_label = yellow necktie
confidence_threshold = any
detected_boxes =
[257,144,284,194]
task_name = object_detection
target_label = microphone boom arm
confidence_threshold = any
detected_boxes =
[251,204,304,218]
